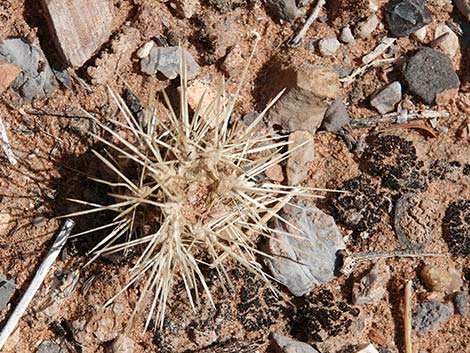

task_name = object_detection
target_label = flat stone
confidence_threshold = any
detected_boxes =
[403,47,460,104]
[0,274,15,312]
[271,333,320,353]
[37,340,66,353]
[434,24,460,58]
[322,98,350,132]
[370,81,402,114]
[0,39,57,102]
[339,27,355,44]
[41,0,113,67]
[266,0,301,23]
[286,131,315,185]
[318,37,341,56]
[352,262,390,305]
[385,0,432,38]
[412,301,453,334]
[265,203,345,296]
[0,61,21,94]
[268,64,340,133]
[141,46,200,80]
[355,14,379,39]
[454,291,468,315]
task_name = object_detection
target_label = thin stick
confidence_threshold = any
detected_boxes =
[287,0,326,47]
[0,219,75,350]
[404,280,413,353]
[0,116,17,165]
[350,110,450,129]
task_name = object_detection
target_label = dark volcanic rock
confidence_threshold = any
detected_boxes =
[403,47,460,104]
[385,0,432,37]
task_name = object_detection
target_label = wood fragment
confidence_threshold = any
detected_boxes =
[404,280,413,353]
[350,109,450,129]
[40,0,113,67]
[340,58,396,85]
[287,0,326,47]
[0,219,75,350]
[0,115,17,165]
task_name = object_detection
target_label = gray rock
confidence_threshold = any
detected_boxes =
[265,203,345,296]
[0,274,15,312]
[403,47,460,104]
[318,37,341,57]
[454,291,468,315]
[267,64,341,134]
[140,46,200,80]
[412,301,453,334]
[333,65,353,79]
[266,0,301,23]
[370,81,402,114]
[37,340,66,353]
[0,38,57,102]
[339,26,355,44]
[352,262,390,305]
[322,98,350,132]
[355,14,379,39]
[385,0,432,38]
[271,333,320,353]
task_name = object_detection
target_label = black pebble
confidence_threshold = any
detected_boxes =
[385,0,432,37]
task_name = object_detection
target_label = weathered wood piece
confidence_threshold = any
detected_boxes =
[41,0,113,67]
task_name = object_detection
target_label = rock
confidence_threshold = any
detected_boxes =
[141,46,200,80]
[355,14,379,39]
[134,2,163,39]
[221,44,244,77]
[266,0,301,23]
[0,274,15,311]
[173,0,199,18]
[0,61,21,94]
[185,79,221,128]
[266,163,284,182]
[322,98,350,132]
[37,340,66,353]
[271,333,320,353]
[109,335,135,353]
[265,203,346,296]
[339,27,355,44]
[435,87,459,106]
[242,111,259,126]
[420,265,453,292]
[403,47,460,104]
[40,0,113,67]
[136,41,154,59]
[318,37,341,57]
[352,262,390,305]
[370,81,402,114]
[355,344,379,353]
[434,24,460,58]
[286,131,315,185]
[413,26,427,41]
[412,301,453,334]
[268,64,341,134]
[333,65,353,79]
[0,212,10,235]
[385,0,432,38]
[453,291,468,315]
[368,0,380,11]
[88,27,141,85]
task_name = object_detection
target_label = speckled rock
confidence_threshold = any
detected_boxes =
[271,333,319,353]
[141,46,200,80]
[370,81,402,114]
[265,203,346,296]
[412,301,453,334]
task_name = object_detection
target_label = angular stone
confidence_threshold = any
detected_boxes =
[266,0,301,23]
[352,262,390,305]
[318,37,341,57]
[268,64,340,133]
[0,274,15,312]
[412,301,453,334]
[403,47,460,104]
[286,131,315,185]
[454,291,468,315]
[370,81,402,114]
[420,265,452,292]
[434,24,460,58]
[322,98,350,132]
[355,14,379,39]
[385,0,432,38]
[41,0,113,67]
[0,61,21,94]
[271,333,320,353]
[265,203,345,296]
[339,27,355,44]
[141,46,200,80]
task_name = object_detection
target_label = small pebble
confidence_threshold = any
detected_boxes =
[141,46,200,80]
[413,301,453,334]
[355,14,379,39]
[136,41,154,59]
[32,216,46,228]
[421,265,452,292]
[454,291,468,315]
[370,81,402,114]
[318,37,341,56]
[37,340,65,353]
[352,262,390,305]
[271,333,320,353]
[339,26,355,44]
[434,24,460,58]
[413,26,427,41]
[322,98,350,132]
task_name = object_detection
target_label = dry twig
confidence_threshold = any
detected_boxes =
[350,109,450,129]
[404,280,413,353]
[287,0,326,47]
[0,115,17,165]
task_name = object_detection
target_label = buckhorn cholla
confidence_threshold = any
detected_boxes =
[67,48,319,329]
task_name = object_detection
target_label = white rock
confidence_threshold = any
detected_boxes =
[370,81,402,114]
[272,333,319,353]
[136,41,154,59]
[339,26,355,44]
[318,37,341,56]
[355,343,379,353]
[368,0,379,11]
[434,24,460,58]
[413,26,427,42]
[355,14,379,39]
